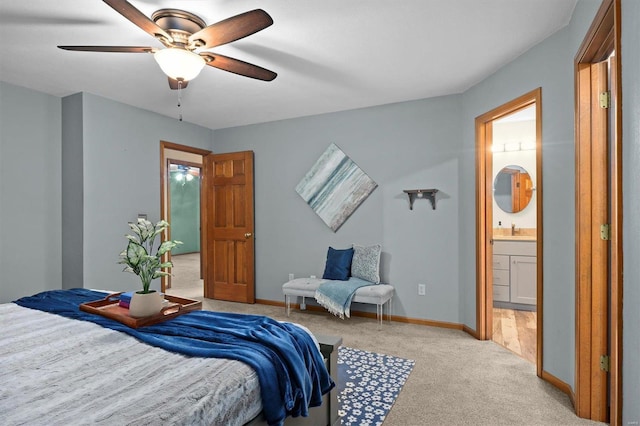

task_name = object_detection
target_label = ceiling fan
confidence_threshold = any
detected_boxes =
[59,0,277,89]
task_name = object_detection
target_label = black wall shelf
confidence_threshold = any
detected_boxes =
[403,189,439,210]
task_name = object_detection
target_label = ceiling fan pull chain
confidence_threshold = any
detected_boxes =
[177,80,183,122]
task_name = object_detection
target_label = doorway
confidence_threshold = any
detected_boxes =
[160,141,209,293]
[490,105,538,364]
[160,142,257,304]
[166,161,203,297]
[475,88,543,375]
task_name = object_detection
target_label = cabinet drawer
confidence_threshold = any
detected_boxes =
[493,285,510,302]
[494,241,536,256]
[493,255,510,270]
[492,269,509,286]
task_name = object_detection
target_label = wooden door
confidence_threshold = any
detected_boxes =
[203,151,255,303]
[574,2,623,420]
[512,172,532,212]
[575,59,609,421]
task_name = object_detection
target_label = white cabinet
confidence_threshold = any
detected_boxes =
[493,240,536,306]
[493,255,510,302]
[510,255,536,304]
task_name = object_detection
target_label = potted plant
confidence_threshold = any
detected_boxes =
[118,218,182,317]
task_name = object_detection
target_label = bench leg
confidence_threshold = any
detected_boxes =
[376,297,393,327]
[285,294,291,317]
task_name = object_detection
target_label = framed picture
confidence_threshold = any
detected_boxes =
[296,143,377,232]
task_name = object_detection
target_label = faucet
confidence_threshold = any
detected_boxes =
[511,223,516,236]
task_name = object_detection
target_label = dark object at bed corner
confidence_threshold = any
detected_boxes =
[245,334,342,426]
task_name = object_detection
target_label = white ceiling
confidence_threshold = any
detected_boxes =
[0,0,577,130]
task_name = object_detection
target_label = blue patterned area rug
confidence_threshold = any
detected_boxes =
[337,346,415,426]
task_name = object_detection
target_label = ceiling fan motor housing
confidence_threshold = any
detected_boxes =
[152,9,206,48]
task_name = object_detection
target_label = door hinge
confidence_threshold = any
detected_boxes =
[600,355,610,372]
[600,224,610,241]
[599,91,611,109]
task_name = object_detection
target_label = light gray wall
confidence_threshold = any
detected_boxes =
[61,93,84,290]
[460,0,600,390]
[0,82,62,303]
[214,95,463,322]
[622,0,640,422]
[77,93,213,293]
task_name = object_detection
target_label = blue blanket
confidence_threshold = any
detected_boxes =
[13,289,334,426]
[315,277,374,319]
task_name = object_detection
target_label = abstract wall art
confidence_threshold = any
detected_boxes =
[296,143,378,232]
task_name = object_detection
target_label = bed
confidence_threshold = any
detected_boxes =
[0,289,341,426]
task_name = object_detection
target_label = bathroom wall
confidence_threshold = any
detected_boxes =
[492,116,537,230]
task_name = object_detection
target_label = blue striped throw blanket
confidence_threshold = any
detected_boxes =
[315,277,374,319]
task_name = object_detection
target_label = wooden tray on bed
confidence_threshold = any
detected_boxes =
[80,293,202,328]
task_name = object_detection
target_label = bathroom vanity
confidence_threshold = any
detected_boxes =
[493,237,536,310]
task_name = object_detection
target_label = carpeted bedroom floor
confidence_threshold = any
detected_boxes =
[166,253,603,426]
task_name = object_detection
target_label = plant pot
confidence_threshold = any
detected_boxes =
[129,291,164,318]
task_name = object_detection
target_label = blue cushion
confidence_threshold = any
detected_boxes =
[322,247,354,281]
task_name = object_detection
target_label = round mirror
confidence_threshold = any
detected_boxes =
[494,165,533,213]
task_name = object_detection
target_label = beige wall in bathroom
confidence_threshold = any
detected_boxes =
[492,115,537,229]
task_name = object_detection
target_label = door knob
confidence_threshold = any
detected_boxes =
[244,232,253,239]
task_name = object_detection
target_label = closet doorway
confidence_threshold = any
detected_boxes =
[475,89,543,375]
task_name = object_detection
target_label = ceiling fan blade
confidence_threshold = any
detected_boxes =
[103,0,173,43]
[202,53,277,81]
[168,78,189,90]
[188,9,273,49]
[58,45,155,53]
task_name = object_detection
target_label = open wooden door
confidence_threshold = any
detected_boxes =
[203,151,255,303]
[574,0,622,422]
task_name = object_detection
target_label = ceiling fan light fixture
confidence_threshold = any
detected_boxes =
[154,48,205,81]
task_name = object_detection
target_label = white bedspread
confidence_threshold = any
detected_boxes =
[0,303,263,425]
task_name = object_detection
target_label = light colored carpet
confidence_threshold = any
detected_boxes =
[167,253,603,426]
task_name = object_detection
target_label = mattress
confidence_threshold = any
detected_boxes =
[0,303,264,426]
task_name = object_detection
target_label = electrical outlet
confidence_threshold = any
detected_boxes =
[418,283,426,296]
[310,275,316,279]
[288,273,294,281]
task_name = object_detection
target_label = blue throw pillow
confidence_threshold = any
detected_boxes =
[322,247,354,281]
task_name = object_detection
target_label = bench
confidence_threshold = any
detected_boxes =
[282,278,394,324]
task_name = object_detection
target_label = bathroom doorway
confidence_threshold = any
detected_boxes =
[490,105,538,364]
[475,89,543,375]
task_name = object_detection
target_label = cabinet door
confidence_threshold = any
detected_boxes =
[510,255,536,305]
